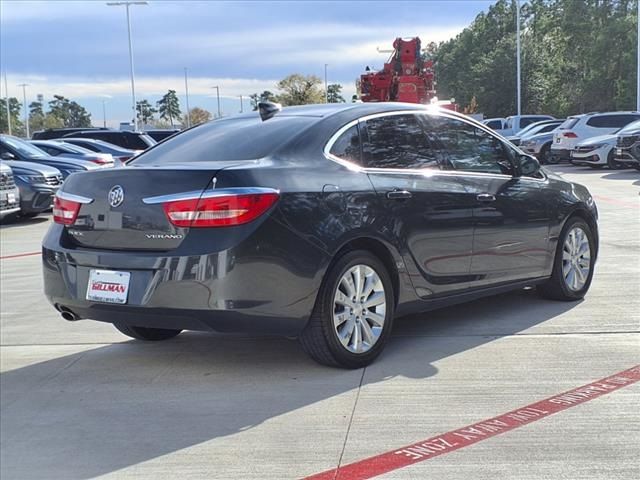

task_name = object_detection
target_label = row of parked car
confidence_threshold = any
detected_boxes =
[483,111,640,170]
[0,127,178,222]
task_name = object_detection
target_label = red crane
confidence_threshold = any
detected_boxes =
[359,37,457,110]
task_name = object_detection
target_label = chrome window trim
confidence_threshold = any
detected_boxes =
[142,187,280,205]
[322,109,547,182]
[56,191,94,204]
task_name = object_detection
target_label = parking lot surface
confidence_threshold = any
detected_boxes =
[1,166,639,480]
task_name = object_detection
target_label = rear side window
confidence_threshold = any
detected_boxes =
[587,114,640,128]
[485,120,503,129]
[131,116,315,165]
[361,114,439,170]
[329,124,361,164]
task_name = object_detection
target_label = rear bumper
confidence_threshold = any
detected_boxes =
[42,222,328,336]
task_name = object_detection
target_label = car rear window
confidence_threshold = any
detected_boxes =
[130,116,315,165]
[559,117,579,129]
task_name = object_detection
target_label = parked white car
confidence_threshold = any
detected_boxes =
[551,111,640,163]
[488,115,555,137]
[614,120,640,170]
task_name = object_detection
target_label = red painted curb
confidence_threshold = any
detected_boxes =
[0,251,41,260]
[303,365,640,480]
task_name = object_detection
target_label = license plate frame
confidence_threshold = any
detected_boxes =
[86,269,130,304]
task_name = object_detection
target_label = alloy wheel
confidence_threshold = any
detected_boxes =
[562,227,591,291]
[333,264,386,354]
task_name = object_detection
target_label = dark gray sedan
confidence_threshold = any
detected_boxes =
[43,103,599,368]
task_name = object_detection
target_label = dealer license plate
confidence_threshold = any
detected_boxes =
[86,269,130,304]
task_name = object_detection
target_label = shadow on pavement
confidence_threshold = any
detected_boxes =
[0,215,50,230]
[0,289,579,479]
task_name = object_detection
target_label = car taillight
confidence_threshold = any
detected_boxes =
[162,192,279,228]
[563,132,578,138]
[53,196,81,225]
[89,157,110,164]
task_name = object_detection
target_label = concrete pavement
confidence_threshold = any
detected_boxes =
[1,165,638,479]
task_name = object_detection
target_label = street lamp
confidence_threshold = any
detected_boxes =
[17,83,29,138]
[211,86,221,118]
[184,67,191,128]
[516,0,521,116]
[324,63,328,103]
[106,1,147,131]
[239,95,244,113]
[3,73,11,135]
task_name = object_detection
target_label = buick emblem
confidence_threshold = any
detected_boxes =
[108,185,124,208]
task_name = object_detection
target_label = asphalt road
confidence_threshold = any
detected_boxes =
[1,165,638,480]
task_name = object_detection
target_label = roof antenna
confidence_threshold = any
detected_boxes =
[258,101,282,121]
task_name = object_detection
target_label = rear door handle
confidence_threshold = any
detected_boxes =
[386,190,412,200]
[476,193,496,203]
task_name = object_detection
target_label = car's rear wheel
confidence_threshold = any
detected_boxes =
[114,323,182,341]
[537,217,595,301]
[300,250,394,368]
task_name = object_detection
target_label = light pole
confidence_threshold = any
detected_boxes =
[17,83,29,138]
[239,95,244,113]
[3,73,11,135]
[102,100,108,128]
[516,0,521,116]
[107,1,147,131]
[211,86,221,118]
[184,67,191,128]
[637,0,639,111]
[324,63,328,103]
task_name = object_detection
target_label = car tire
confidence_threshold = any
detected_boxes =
[606,150,624,170]
[299,250,395,369]
[547,151,560,164]
[633,164,640,171]
[539,144,551,165]
[537,217,596,301]
[114,323,182,341]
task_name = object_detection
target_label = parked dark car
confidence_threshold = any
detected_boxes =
[29,140,115,166]
[0,162,21,220]
[145,129,180,142]
[0,135,103,178]
[43,103,599,368]
[62,130,156,150]
[32,127,108,141]
[3,160,62,218]
[61,137,140,164]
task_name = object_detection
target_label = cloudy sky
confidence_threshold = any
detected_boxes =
[1,0,494,127]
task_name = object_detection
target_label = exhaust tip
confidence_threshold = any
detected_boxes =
[58,306,80,321]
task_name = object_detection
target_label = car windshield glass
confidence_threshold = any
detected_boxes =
[559,117,579,129]
[130,116,315,165]
[2,136,48,158]
[618,120,640,134]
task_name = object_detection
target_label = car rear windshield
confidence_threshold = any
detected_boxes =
[559,117,579,129]
[130,116,316,165]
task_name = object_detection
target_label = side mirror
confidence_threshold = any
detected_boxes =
[0,152,16,160]
[517,154,541,177]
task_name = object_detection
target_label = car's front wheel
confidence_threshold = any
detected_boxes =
[300,250,394,368]
[114,323,182,341]
[538,217,596,301]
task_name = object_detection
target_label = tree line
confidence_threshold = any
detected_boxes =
[434,0,638,118]
[1,95,92,136]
